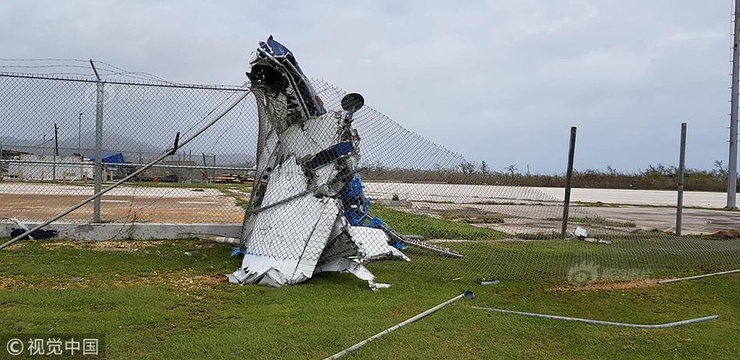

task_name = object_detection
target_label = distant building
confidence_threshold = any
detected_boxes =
[0,149,31,179]
[6,154,93,181]
[139,160,204,183]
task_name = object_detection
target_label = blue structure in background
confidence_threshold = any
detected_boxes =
[89,152,125,164]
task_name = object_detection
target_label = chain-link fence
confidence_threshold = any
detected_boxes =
[0,68,255,225]
[1,60,739,286]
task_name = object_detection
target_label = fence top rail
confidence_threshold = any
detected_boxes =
[0,72,249,91]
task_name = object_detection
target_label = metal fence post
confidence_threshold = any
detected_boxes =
[728,0,740,209]
[213,154,217,180]
[676,123,687,236]
[0,140,4,182]
[561,126,577,238]
[53,123,59,181]
[93,80,104,222]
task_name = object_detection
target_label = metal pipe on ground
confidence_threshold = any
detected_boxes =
[325,291,475,359]
[472,306,718,328]
[0,90,251,251]
[658,269,740,284]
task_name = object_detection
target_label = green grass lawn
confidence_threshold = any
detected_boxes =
[369,206,507,240]
[1,238,738,359]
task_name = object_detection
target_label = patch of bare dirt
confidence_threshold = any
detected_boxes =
[0,277,27,290]
[712,229,740,239]
[44,240,164,250]
[112,273,227,290]
[1,271,227,292]
[169,274,227,293]
[0,193,244,223]
[549,279,659,292]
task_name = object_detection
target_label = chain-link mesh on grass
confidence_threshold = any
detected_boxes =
[1,59,739,285]
[307,79,740,285]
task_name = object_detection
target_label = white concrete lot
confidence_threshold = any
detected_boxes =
[364,182,739,235]
[2,182,727,208]
[0,182,222,198]
[364,182,729,208]
[534,187,728,208]
[0,181,736,237]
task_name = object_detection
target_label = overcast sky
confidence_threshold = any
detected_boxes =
[1,0,737,173]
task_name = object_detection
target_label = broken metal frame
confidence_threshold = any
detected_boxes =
[0,90,251,251]
[242,164,463,259]
[232,36,463,288]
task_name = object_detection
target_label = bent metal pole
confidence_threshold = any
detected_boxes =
[0,90,250,251]
[325,291,475,359]
[472,306,718,329]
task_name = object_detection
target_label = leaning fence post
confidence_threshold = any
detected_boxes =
[676,123,687,236]
[561,126,577,238]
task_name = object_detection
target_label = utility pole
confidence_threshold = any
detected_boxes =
[202,153,207,182]
[561,126,577,238]
[728,0,740,209]
[53,123,59,181]
[78,112,83,155]
[1,140,4,182]
[676,123,687,236]
[54,123,59,157]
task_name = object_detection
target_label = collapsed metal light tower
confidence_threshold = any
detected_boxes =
[228,36,460,289]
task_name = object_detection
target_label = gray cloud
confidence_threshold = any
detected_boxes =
[0,0,735,173]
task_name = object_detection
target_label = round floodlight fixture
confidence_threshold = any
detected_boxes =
[341,93,365,113]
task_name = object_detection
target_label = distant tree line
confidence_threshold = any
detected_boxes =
[361,160,736,192]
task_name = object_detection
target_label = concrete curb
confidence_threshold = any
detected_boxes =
[0,221,240,241]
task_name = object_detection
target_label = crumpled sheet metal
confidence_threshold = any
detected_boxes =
[229,36,408,288]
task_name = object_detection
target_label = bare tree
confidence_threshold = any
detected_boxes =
[480,161,490,174]
[504,164,518,176]
[714,160,727,175]
[460,161,476,174]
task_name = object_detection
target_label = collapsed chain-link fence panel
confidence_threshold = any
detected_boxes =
[307,79,740,285]
[1,59,739,285]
